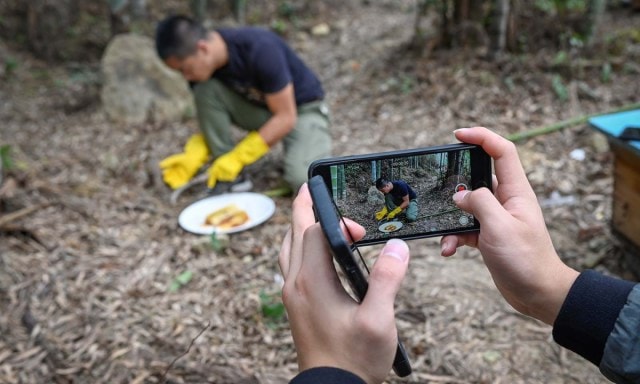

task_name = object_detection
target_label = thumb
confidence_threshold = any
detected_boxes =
[452,187,507,225]
[360,239,410,315]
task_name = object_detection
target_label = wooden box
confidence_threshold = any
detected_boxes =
[589,110,640,275]
[610,139,640,248]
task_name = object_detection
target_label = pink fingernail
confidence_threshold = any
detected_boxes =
[383,238,409,261]
[453,189,470,203]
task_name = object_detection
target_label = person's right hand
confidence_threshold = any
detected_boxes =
[375,206,388,221]
[159,134,209,189]
[440,127,579,325]
[280,184,410,384]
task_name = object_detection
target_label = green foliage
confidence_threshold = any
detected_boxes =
[503,76,516,93]
[601,62,612,83]
[107,0,128,12]
[399,74,416,94]
[380,73,416,94]
[0,145,14,170]
[270,19,288,35]
[210,231,227,252]
[278,2,295,18]
[535,0,586,14]
[260,290,286,327]
[168,270,194,292]
[551,74,568,101]
[605,28,640,56]
[568,34,584,49]
[4,57,18,76]
[552,50,569,65]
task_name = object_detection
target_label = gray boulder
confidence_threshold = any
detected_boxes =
[101,33,194,124]
[367,185,385,206]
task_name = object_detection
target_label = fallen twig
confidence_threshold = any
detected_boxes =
[506,102,640,142]
[159,321,211,384]
[0,203,50,227]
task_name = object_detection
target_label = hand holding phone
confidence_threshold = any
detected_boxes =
[308,175,412,377]
[279,182,411,383]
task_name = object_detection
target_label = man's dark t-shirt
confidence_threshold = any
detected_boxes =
[389,180,417,205]
[211,27,324,106]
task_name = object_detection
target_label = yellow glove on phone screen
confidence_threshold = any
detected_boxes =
[159,134,209,189]
[386,207,403,220]
[207,132,269,188]
[375,206,388,221]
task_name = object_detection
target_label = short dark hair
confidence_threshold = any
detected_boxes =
[155,15,208,60]
[375,177,390,190]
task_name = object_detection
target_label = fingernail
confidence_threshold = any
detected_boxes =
[454,128,470,133]
[453,189,470,203]
[382,238,409,261]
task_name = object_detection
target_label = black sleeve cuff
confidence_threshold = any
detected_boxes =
[289,367,367,384]
[552,269,635,365]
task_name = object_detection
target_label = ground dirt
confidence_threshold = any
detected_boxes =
[1,1,640,383]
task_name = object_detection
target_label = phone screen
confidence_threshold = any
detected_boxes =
[309,144,492,246]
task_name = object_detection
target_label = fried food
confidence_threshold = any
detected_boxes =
[384,224,397,231]
[205,204,250,229]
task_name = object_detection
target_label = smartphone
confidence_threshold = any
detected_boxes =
[308,143,492,246]
[619,126,640,141]
[308,175,412,378]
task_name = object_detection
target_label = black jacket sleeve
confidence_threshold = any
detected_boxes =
[289,367,367,384]
[552,269,636,365]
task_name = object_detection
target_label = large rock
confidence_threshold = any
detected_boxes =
[101,33,194,124]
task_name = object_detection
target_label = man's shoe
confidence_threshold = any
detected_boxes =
[207,174,253,195]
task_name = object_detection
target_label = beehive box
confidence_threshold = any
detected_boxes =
[589,110,640,275]
[610,139,640,248]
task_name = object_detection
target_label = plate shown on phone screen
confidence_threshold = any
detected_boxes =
[178,192,276,235]
[378,221,403,233]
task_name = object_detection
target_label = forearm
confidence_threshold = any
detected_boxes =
[521,263,579,325]
[258,111,296,146]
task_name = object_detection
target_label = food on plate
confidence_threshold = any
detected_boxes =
[205,204,249,229]
[384,224,397,231]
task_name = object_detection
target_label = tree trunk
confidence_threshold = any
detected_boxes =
[582,0,606,47]
[190,0,208,22]
[488,0,510,55]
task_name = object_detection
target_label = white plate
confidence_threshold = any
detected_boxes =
[178,193,276,235]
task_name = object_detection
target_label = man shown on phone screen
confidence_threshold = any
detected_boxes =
[374,178,419,222]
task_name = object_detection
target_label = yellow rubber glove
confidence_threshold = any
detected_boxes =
[159,134,210,189]
[386,207,403,220]
[375,206,388,221]
[207,132,269,188]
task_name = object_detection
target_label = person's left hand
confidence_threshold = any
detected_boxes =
[279,184,411,384]
[385,207,403,220]
[207,131,269,188]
